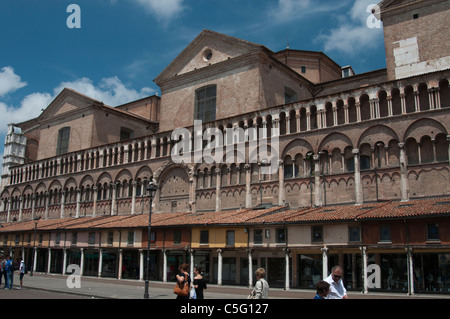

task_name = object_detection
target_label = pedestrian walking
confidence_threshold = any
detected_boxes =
[17,257,25,290]
[314,280,330,299]
[193,266,207,299]
[324,265,348,299]
[175,264,191,300]
[248,268,269,299]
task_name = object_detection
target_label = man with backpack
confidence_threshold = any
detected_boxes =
[4,256,14,290]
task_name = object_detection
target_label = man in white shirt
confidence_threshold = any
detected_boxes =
[324,265,348,299]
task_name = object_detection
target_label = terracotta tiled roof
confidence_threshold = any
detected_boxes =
[1,198,449,232]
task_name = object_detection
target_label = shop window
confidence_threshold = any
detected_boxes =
[312,226,323,242]
[427,224,440,241]
[200,230,209,245]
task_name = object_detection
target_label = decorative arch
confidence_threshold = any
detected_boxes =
[403,118,448,142]
[358,125,400,148]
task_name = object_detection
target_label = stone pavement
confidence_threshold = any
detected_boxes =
[4,272,450,299]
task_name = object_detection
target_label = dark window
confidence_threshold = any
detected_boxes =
[254,229,263,244]
[379,225,391,242]
[107,231,114,245]
[226,230,235,246]
[348,226,361,242]
[360,155,371,170]
[427,224,439,241]
[195,85,216,122]
[200,230,209,244]
[127,231,134,245]
[276,228,286,244]
[301,66,306,74]
[56,127,71,155]
[174,230,181,245]
[71,232,77,245]
[284,86,298,104]
[312,226,323,242]
[120,127,134,141]
[88,232,96,245]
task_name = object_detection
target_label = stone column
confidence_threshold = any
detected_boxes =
[217,249,223,286]
[75,189,81,218]
[407,248,414,295]
[62,248,67,275]
[353,149,363,205]
[163,249,167,283]
[98,249,103,278]
[398,143,410,202]
[60,191,66,219]
[284,248,290,291]
[18,197,23,222]
[215,168,221,212]
[131,181,137,215]
[321,247,329,279]
[92,187,98,217]
[248,249,253,288]
[361,246,368,294]
[117,249,123,280]
[313,155,322,206]
[245,164,252,208]
[139,249,144,281]
[47,248,52,274]
[278,160,285,206]
[80,248,85,276]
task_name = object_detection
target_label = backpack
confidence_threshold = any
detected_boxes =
[5,260,12,272]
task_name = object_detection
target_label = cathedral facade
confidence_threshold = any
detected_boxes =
[1,0,450,294]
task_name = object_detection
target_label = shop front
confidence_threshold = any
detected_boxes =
[413,252,450,293]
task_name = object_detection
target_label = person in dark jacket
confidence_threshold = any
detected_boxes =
[193,266,207,299]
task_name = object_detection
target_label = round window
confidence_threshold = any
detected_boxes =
[203,49,213,61]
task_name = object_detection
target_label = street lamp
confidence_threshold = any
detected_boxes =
[144,181,158,299]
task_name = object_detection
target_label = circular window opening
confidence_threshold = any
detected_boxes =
[203,49,213,61]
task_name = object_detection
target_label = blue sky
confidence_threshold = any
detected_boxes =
[0,0,385,166]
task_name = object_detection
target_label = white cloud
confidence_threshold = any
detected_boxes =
[54,76,155,107]
[0,74,155,135]
[0,92,53,134]
[268,0,312,22]
[317,0,383,55]
[0,66,27,97]
[133,0,185,22]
